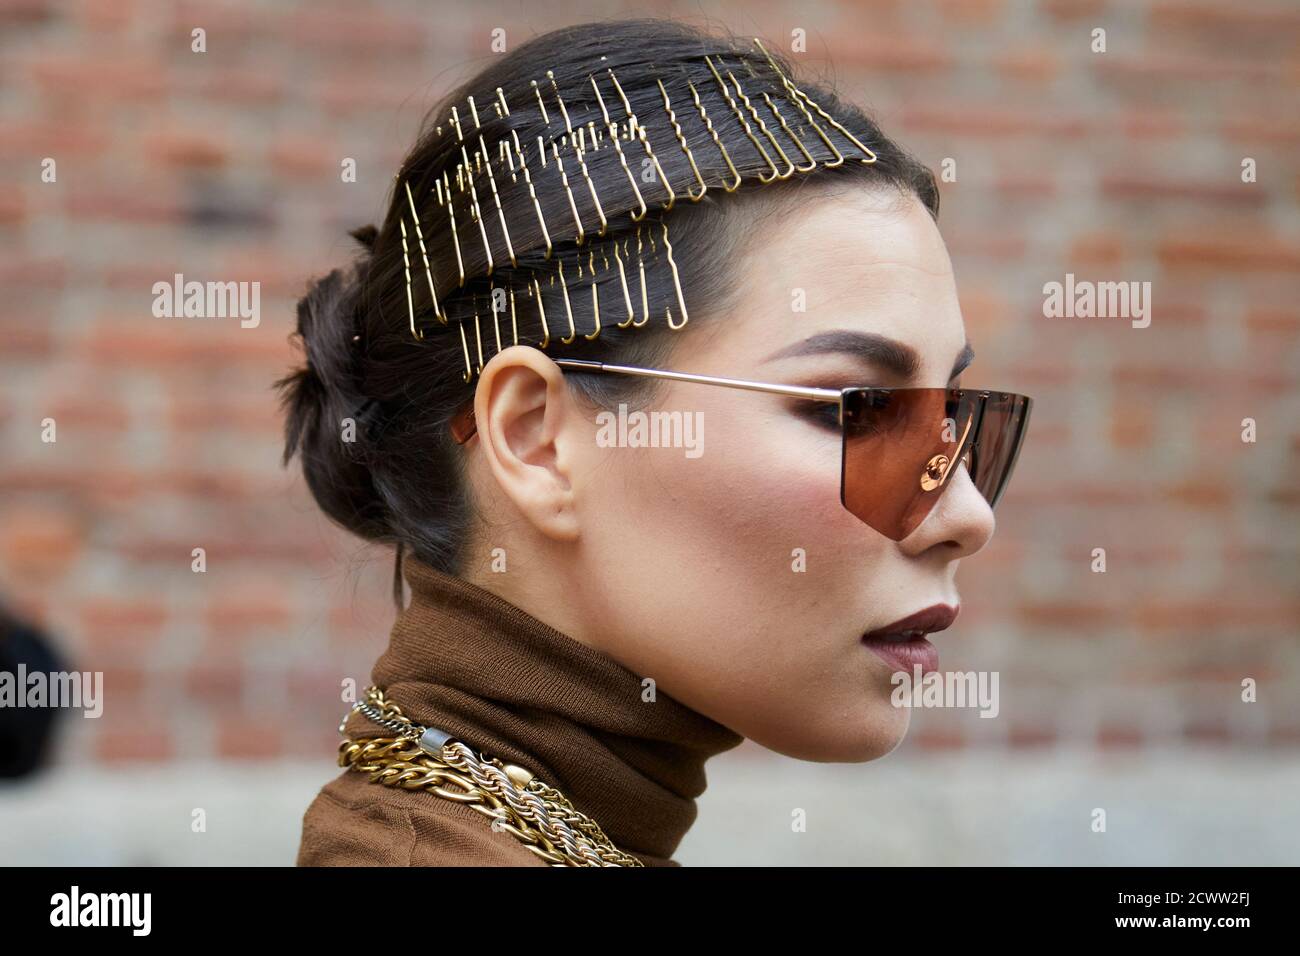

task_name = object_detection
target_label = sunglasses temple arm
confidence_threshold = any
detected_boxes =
[553,358,842,403]
[455,358,845,445]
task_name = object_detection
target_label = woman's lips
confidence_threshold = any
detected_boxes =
[861,604,958,677]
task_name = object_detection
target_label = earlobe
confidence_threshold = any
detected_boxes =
[472,346,581,541]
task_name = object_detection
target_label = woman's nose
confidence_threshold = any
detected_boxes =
[899,458,995,560]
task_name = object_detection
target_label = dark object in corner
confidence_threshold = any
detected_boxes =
[0,601,68,779]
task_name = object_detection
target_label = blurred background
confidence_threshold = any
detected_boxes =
[0,0,1297,865]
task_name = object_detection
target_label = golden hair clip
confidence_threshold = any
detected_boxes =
[399,217,421,340]
[752,37,877,164]
[399,36,883,383]
[704,54,781,184]
[403,181,444,325]
[588,72,650,221]
[725,64,796,180]
[686,76,742,192]
[607,67,675,212]
[657,76,707,201]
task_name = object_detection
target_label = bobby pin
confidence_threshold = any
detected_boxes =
[547,138,586,245]
[531,277,550,348]
[457,316,473,383]
[584,248,601,341]
[404,180,444,323]
[439,170,467,285]
[761,89,818,173]
[686,78,741,192]
[555,258,577,344]
[530,79,550,125]
[704,55,780,184]
[610,238,634,327]
[660,219,688,330]
[459,144,495,275]
[509,285,519,345]
[752,38,877,164]
[726,64,795,180]
[399,217,421,340]
[606,67,675,212]
[632,226,649,328]
[473,130,517,267]
[657,76,707,201]
[499,124,553,259]
[548,71,610,238]
[572,126,609,237]
[472,293,485,373]
[735,54,815,170]
[588,71,649,221]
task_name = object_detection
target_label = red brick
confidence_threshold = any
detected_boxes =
[1222,118,1300,146]
[27,53,170,102]
[1166,480,1230,509]
[0,506,85,577]
[79,0,134,29]
[186,663,244,702]
[65,184,183,224]
[0,0,56,26]
[1137,601,1300,637]
[1149,1,1300,41]
[205,596,292,640]
[268,135,340,177]
[78,598,168,649]
[142,130,230,169]
[49,396,131,430]
[1041,0,1107,19]
[994,49,1060,83]
[1018,602,1121,630]
[1101,173,1266,206]
[935,0,1004,21]
[837,35,954,74]
[1097,724,1144,750]
[0,119,112,158]
[1182,719,1233,746]
[284,7,429,56]
[1246,309,1300,335]
[1008,724,1056,748]
[215,716,282,759]
[910,725,966,752]
[95,727,176,764]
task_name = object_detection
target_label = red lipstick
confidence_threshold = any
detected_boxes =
[861,604,958,676]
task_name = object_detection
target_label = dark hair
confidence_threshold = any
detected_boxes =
[277,18,938,582]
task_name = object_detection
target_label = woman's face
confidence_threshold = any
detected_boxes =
[559,187,995,762]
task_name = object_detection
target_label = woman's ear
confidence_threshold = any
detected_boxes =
[471,345,581,541]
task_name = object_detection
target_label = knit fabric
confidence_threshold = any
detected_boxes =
[297,554,743,866]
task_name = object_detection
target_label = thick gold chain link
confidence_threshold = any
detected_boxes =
[338,686,644,867]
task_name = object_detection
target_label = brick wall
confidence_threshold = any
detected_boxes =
[1,0,1296,771]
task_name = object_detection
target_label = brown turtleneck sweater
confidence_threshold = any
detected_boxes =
[296,555,744,866]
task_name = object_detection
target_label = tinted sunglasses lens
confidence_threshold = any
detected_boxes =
[968,393,1032,509]
[841,388,979,541]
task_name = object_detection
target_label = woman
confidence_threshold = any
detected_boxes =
[283,18,1032,866]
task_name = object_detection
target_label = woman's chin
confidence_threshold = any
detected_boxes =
[751,703,911,763]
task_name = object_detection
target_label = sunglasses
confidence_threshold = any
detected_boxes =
[451,358,1033,541]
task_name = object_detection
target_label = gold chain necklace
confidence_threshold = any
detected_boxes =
[337,685,644,867]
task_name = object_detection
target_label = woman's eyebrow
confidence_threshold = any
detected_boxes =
[760,330,975,382]
[950,341,975,381]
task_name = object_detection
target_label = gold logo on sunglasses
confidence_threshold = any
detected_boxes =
[920,454,950,492]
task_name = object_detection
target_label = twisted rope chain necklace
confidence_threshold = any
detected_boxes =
[338,685,644,866]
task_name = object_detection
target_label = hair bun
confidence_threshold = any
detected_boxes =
[349,224,379,253]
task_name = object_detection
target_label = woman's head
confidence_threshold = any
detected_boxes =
[280,19,993,762]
